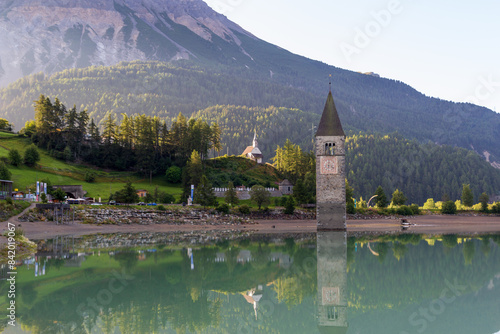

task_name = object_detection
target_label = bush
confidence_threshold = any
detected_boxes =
[346,202,355,214]
[238,205,251,214]
[24,144,40,167]
[84,171,97,183]
[284,197,295,215]
[423,198,436,210]
[159,192,175,204]
[396,205,413,216]
[217,203,230,214]
[441,200,457,214]
[8,149,22,166]
[5,197,13,205]
[0,161,11,180]
[53,188,67,202]
[166,166,182,184]
[157,205,166,211]
[410,204,420,215]
[491,203,500,214]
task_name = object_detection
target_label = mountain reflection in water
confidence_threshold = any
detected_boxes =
[1,231,500,333]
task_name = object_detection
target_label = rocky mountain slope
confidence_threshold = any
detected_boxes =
[0,0,254,86]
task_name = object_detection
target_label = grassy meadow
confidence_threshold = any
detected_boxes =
[0,135,182,200]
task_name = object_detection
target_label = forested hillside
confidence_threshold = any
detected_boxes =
[192,105,323,157]
[1,61,499,165]
[0,62,323,130]
[346,134,500,204]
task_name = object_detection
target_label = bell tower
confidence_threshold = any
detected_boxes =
[315,81,346,230]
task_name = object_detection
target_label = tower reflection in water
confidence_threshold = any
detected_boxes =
[317,221,348,333]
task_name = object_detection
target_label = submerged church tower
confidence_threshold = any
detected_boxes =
[316,82,346,230]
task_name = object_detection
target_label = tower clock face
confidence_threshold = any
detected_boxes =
[320,156,338,174]
[322,287,340,305]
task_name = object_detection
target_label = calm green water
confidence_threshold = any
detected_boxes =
[1,232,500,334]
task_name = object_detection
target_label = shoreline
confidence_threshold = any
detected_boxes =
[1,215,500,243]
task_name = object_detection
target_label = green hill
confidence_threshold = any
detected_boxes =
[1,61,499,166]
[0,135,182,200]
[346,134,500,204]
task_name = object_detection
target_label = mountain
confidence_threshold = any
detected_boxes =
[0,0,499,167]
[0,0,255,86]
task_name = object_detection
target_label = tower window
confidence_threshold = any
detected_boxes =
[325,143,335,155]
[327,307,339,320]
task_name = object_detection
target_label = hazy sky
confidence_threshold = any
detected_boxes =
[204,0,500,112]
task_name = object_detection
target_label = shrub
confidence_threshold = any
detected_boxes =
[249,185,270,210]
[346,202,355,214]
[396,205,413,216]
[217,203,230,214]
[8,149,22,166]
[24,144,40,167]
[5,197,13,205]
[159,192,175,204]
[238,205,251,214]
[166,166,182,184]
[479,193,489,212]
[410,204,420,215]
[84,171,97,183]
[441,200,457,214]
[491,203,500,214]
[423,198,436,210]
[284,197,295,215]
[157,205,166,211]
[0,161,11,180]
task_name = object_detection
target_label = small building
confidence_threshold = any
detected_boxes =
[279,179,293,195]
[242,131,263,164]
[12,191,24,199]
[137,189,148,198]
[52,185,87,199]
[0,180,13,199]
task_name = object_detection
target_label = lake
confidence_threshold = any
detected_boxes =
[1,231,500,334]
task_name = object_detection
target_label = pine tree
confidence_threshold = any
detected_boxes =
[195,175,216,208]
[479,192,489,212]
[224,181,239,206]
[102,113,117,145]
[88,118,101,146]
[461,184,474,207]
[114,181,139,204]
[182,150,203,201]
[391,189,407,206]
[284,196,295,214]
[293,179,308,205]
[375,186,388,208]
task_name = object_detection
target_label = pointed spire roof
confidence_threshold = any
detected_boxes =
[316,91,345,137]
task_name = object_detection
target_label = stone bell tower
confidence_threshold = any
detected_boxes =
[316,82,346,231]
